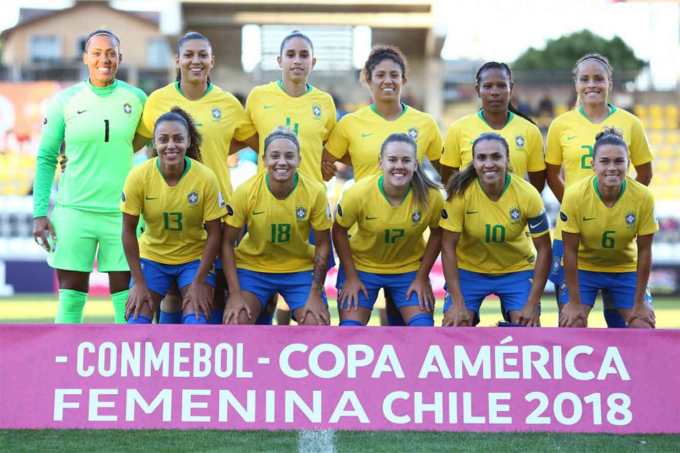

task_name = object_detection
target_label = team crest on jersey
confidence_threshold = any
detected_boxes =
[296,207,307,220]
[412,211,422,223]
[212,108,221,120]
[123,103,132,114]
[312,104,322,119]
[187,191,199,205]
[408,128,419,140]
[625,212,636,226]
[510,207,521,223]
[515,135,525,149]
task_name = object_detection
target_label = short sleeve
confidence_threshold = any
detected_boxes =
[637,189,659,236]
[441,123,462,168]
[225,185,248,229]
[120,169,144,216]
[323,97,337,142]
[325,117,350,159]
[425,118,443,162]
[136,94,156,139]
[558,187,581,234]
[230,96,257,141]
[439,193,464,233]
[629,117,653,166]
[526,125,546,172]
[335,184,361,229]
[428,190,445,229]
[544,119,563,166]
[202,171,228,222]
[310,185,333,231]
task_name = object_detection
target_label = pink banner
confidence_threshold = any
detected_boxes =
[1,325,679,433]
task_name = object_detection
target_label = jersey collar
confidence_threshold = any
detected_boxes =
[477,109,513,128]
[175,81,213,99]
[378,175,411,206]
[156,156,191,183]
[265,172,299,199]
[276,79,312,97]
[370,103,408,120]
[87,79,118,96]
[578,103,617,123]
[477,173,511,200]
[593,176,626,205]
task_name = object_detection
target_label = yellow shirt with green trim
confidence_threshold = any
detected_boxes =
[325,104,442,182]
[245,81,336,183]
[440,174,548,274]
[441,111,545,177]
[335,174,444,274]
[225,172,332,273]
[546,105,652,189]
[558,176,658,272]
[137,82,256,196]
[121,157,227,265]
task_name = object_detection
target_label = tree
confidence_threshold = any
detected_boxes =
[513,30,645,81]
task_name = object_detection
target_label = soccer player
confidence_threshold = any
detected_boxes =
[221,127,332,325]
[333,133,443,326]
[546,53,653,327]
[323,45,443,325]
[440,62,545,191]
[32,30,147,324]
[440,133,551,327]
[137,31,257,324]
[121,108,225,324]
[245,30,337,325]
[558,129,657,328]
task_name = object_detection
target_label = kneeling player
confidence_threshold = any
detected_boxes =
[221,127,331,325]
[121,108,225,324]
[441,133,551,327]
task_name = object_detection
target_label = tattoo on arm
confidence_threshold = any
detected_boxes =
[311,251,328,294]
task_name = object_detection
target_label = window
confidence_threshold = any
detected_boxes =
[30,35,61,63]
[147,38,171,69]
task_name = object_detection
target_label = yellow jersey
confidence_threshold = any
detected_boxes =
[137,82,256,196]
[325,104,442,181]
[225,172,332,273]
[245,81,336,182]
[336,175,443,274]
[121,157,226,265]
[559,176,658,272]
[440,174,548,274]
[546,105,652,189]
[441,111,545,177]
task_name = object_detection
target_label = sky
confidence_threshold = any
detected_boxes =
[2,0,679,89]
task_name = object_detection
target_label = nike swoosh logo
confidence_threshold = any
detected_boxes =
[253,210,264,215]
[582,217,596,221]
[465,210,478,214]
[361,133,373,138]
[77,110,87,114]
[145,196,158,200]
[365,216,377,220]
[263,105,274,109]
[529,222,542,229]
[566,135,577,140]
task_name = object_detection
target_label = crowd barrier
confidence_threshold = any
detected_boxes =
[1,325,678,433]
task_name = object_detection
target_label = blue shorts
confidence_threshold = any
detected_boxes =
[561,270,653,310]
[137,258,216,297]
[444,269,534,322]
[335,268,420,310]
[237,268,327,312]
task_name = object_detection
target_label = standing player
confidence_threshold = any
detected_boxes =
[137,31,257,324]
[221,127,332,325]
[32,30,147,323]
[122,108,225,324]
[440,133,551,327]
[245,30,337,325]
[440,62,545,190]
[546,53,653,327]
[558,129,657,328]
[323,45,443,325]
[333,133,443,326]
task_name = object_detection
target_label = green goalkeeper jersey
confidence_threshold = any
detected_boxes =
[33,79,146,217]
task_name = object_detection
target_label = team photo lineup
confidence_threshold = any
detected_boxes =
[31,27,661,329]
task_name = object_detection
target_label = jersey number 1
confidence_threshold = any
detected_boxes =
[104,119,110,143]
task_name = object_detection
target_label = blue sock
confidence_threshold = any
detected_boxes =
[387,311,407,326]
[209,308,224,324]
[407,313,434,327]
[127,314,152,324]
[159,310,182,324]
[604,309,627,328]
[182,313,208,324]
[255,310,274,325]
[340,319,363,327]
